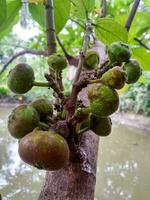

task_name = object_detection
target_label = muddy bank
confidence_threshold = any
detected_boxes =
[112,112,150,133]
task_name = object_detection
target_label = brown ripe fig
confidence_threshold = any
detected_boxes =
[101,66,127,89]
[30,98,53,121]
[8,104,39,139]
[7,63,35,94]
[18,130,70,171]
[90,115,112,136]
[87,83,119,117]
[83,50,99,70]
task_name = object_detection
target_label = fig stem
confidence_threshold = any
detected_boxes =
[38,122,49,130]
[88,79,103,84]
[33,81,50,87]
[77,127,90,135]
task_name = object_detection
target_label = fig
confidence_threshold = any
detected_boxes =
[123,59,142,84]
[101,66,126,89]
[18,130,70,170]
[83,50,99,70]
[7,63,34,94]
[8,104,39,139]
[90,115,112,136]
[108,42,131,63]
[47,53,67,72]
[30,98,53,121]
[88,83,119,117]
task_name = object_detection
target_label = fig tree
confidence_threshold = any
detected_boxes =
[83,50,99,70]
[7,63,35,94]
[47,53,67,72]
[18,130,70,170]
[8,104,39,139]
[30,98,53,121]
[90,115,112,136]
[123,59,142,84]
[108,42,131,64]
[101,66,126,89]
[88,83,119,117]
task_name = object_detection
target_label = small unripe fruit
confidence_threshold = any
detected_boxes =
[90,115,112,136]
[108,42,131,63]
[47,53,67,72]
[30,98,53,121]
[88,83,119,117]
[7,63,34,94]
[101,66,127,89]
[123,59,142,84]
[83,50,99,70]
[8,105,39,139]
[18,130,70,170]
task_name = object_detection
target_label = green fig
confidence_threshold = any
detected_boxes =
[123,59,142,84]
[90,115,112,136]
[101,66,127,89]
[83,50,99,70]
[47,53,67,72]
[8,104,39,139]
[18,130,70,170]
[30,98,53,121]
[7,63,34,94]
[108,42,131,64]
[88,83,119,117]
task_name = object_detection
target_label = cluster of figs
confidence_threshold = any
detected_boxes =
[7,41,142,171]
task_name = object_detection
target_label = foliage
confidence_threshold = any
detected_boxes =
[0,0,149,72]
[120,72,150,116]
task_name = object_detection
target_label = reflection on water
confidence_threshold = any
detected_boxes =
[0,106,150,200]
[95,123,150,200]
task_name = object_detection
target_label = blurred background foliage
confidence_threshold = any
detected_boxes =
[0,0,149,115]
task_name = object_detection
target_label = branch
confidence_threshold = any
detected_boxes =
[134,37,150,51]
[74,21,92,83]
[65,21,93,119]
[101,0,107,17]
[0,49,48,75]
[125,0,141,32]
[44,0,56,55]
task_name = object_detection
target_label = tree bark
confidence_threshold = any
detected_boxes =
[39,131,99,200]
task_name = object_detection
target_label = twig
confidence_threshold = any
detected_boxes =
[134,37,150,51]
[56,35,69,57]
[56,35,79,67]
[0,49,48,75]
[44,0,56,55]
[125,0,141,32]
[101,0,107,17]
[44,73,65,101]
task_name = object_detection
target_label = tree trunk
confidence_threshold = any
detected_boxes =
[39,131,99,200]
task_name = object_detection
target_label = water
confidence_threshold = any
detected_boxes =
[0,106,150,200]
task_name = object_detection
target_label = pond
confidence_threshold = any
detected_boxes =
[0,106,150,200]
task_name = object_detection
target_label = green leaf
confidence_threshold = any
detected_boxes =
[71,0,95,19]
[0,0,7,25]
[95,18,128,45]
[132,48,150,71]
[0,0,22,40]
[29,4,45,27]
[29,0,71,33]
